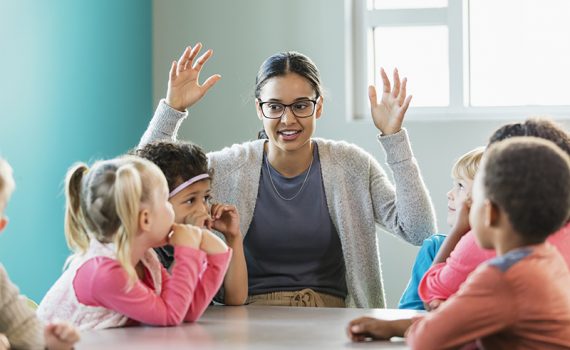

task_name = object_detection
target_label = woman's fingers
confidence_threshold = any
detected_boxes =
[187,42,202,66]
[177,46,192,75]
[398,77,407,106]
[392,68,400,98]
[201,74,222,93]
[401,95,412,116]
[169,60,177,81]
[175,43,204,75]
[368,85,378,107]
[193,49,213,72]
[380,67,391,94]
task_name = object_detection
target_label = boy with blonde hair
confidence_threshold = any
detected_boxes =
[399,147,484,310]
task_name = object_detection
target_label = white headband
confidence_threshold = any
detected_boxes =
[168,173,210,198]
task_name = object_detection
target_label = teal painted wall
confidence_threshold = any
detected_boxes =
[0,0,152,302]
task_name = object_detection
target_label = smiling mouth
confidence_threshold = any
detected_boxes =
[278,130,301,136]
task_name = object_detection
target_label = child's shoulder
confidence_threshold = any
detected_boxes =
[0,263,12,287]
[486,247,534,273]
[418,234,446,255]
[484,244,569,289]
[75,256,123,282]
[487,243,564,273]
[423,234,447,246]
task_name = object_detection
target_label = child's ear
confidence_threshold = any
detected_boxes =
[0,217,7,233]
[138,209,151,233]
[486,200,501,228]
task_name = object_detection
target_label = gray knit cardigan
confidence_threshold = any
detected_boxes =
[140,100,436,308]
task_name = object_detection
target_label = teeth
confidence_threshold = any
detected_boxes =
[281,130,299,135]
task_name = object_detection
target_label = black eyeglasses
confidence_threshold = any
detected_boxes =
[258,99,318,119]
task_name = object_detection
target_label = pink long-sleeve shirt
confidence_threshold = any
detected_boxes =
[73,246,231,326]
[419,222,570,303]
[407,243,570,350]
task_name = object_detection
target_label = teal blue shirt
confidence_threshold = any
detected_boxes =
[398,234,446,310]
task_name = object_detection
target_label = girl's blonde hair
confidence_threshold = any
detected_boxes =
[451,147,485,181]
[65,155,164,286]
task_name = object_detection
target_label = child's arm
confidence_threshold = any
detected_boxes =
[408,267,515,350]
[398,235,445,310]
[432,200,471,264]
[0,266,44,349]
[184,230,232,322]
[74,224,206,326]
[418,231,493,303]
[209,204,248,305]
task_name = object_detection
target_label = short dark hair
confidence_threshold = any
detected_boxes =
[133,141,211,192]
[489,117,570,156]
[483,137,570,243]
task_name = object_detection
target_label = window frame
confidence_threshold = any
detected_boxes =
[347,0,570,121]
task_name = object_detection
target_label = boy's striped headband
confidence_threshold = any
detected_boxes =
[169,174,210,198]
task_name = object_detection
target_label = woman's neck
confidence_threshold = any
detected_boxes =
[265,140,314,177]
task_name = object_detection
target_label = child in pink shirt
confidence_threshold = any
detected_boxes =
[399,147,484,310]
[348,137,570,349]
[37,156,231,330]
[420,117,570,307]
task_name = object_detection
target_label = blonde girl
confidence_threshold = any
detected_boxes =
[37,156,231,330]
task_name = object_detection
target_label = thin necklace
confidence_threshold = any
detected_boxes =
[265,153,314,201]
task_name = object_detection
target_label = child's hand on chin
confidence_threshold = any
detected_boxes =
[44,322,80,350]
[169,223,203,249]
[452,198,472,236]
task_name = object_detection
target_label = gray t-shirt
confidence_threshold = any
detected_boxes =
[245,144,347,298]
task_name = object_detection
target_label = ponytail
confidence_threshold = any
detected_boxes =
[257,128,268,140]
[64,156,162,287]
[114,164,142,287]
[64,163,89,253]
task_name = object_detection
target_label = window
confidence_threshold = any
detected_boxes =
[348,0,570,120]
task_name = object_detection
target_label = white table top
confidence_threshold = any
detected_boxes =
[76,305,418,349]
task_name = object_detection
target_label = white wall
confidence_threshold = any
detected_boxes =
[153,0,570,307]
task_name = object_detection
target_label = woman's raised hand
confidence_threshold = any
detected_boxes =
[369,68,412,135]
[165,43,222,112]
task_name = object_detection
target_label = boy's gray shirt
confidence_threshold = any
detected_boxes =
[140,100,436,308]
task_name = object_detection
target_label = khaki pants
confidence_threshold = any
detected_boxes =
[246,289,346,308]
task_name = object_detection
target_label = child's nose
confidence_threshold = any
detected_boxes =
[200,200,211,216]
